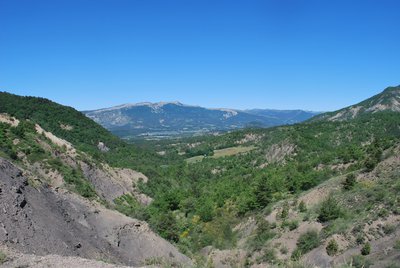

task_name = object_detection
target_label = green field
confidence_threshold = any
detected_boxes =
[186,145,256,163]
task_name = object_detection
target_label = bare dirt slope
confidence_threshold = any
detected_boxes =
[0,157,191,267]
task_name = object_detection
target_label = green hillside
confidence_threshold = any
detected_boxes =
[0,92,179,172]
[0,92,122,151]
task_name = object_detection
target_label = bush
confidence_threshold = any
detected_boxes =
[361,242,371,255]
[281,202,289,219]
[326,239,339,256]
[248,219,276,251]
[282,220,299,231]
[318,196,343,223]
[292,229,320,259]
[383,224,395,235]
[356,235,365,245]
[394,240,400,250]
[0,251,6,264]
[351,255,372,268]
[365,157,378,172]
[257,247,277,264]
[280,245,288,254]
[342,173,356,190]
[298,200,307,212]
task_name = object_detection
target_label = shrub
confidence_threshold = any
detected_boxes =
[318,196,343,223]
[364,157,377,172]
[292,229,320,259]
[356,235,365,245]
[298,200,307,212]
[282,220,299,231]
[0,251,6,264]
[383,224,395,235]
[351,255,372,268]
[342,173,356,190]
[281,202,289,219]
[361,242,371,255]
[247,219,276,251]
[280,245,288,254]
[394,240,400,250]
[257,247,277,264]
[326,239,339,256]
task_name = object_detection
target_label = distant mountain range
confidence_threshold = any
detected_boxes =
[83,102,320,139]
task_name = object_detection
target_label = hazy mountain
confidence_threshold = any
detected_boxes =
[245,109,320,124]
[83,102,319,139]
[311,85,400,122]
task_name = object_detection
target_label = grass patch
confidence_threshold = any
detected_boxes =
[186,146,256,163]
[292,229,320,260]
[185,155,205,164]
[247,218,276,251]
[212,145,256,158]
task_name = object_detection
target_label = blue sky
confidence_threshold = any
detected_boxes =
[1,0,399,111]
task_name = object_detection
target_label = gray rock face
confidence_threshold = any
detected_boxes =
[80,161,152,205]
[0,158,191,267]
[97,142,110,152]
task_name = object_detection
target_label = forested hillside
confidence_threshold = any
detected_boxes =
[0,92,181,172]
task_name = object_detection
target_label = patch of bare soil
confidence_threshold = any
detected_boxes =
[0,113,19,127]
[259,141,296,168]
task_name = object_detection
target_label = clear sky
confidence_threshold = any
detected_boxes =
[1,0,399,111]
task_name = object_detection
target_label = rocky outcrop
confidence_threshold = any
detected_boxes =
[80,161,152,205]
[0,158,190,267]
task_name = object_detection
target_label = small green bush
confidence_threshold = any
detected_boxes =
[326,239,339,256]
[257,247,277,264]
[318,196,343,223]
[351,255,372,268]
[248,219,276,251]
[361,242,371,255]
[280,245,288,254]
[394,240,400,250]
[383,224,395,235]
[342,173,356,190]
[364,157,378,172]
[0,251,6,264]
[282,220,299,231]
[356,235,365,245]
[298,200,307,212]
[291,229,320,259]
[281,202,289,219]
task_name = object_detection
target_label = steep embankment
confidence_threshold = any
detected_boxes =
[0,156,190,267]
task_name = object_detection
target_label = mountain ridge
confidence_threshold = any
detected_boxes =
[311,85,400,122]
[84,101,319,139]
